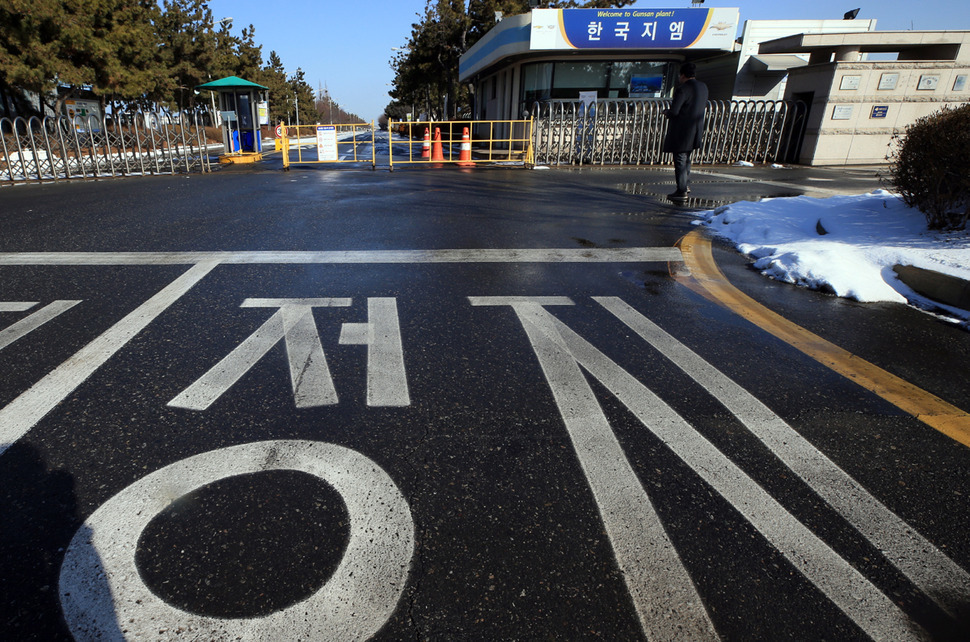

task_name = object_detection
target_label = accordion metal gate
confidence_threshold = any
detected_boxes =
[532,99,807,167]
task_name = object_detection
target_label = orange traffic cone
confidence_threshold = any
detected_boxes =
[421,128,430,159]
[431,127,445,162]
[458,127,474,167]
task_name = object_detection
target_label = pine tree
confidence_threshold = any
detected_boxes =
[0,0,94,115]
[288,68,317,125]
[87,1,162,110]
[154,0,217,111]
[260,51,293,126]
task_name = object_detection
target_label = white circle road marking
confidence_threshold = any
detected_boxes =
[59,440,414,641]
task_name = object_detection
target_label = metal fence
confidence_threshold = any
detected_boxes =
[532,99,807,167]
[0,113,212,185]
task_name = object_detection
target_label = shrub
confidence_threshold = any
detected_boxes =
[887,103,970,230]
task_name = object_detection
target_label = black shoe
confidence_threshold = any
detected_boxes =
[668,190,688,201]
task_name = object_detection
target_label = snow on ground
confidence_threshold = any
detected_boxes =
[692,190,970,324]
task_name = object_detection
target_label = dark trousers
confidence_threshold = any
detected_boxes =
[673,151,692,193]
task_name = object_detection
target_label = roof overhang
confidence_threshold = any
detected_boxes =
[747,54,809,73]
[196,76,269,91]
[758,30,970,58]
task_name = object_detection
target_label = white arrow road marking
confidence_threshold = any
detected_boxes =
[59,440,414,641]
[595,295,970,623]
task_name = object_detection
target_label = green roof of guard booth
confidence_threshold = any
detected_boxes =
[195,76,268,90]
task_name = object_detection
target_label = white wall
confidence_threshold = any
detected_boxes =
[734,19,877,100]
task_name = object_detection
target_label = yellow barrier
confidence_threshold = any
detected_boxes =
[280,121,377,170]
[387,119,534,169]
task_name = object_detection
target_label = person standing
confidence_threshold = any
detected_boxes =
[663,62,708,202]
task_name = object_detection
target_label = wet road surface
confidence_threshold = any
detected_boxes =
[1,162,969,640]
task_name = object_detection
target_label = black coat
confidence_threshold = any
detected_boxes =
[662,78,709,153]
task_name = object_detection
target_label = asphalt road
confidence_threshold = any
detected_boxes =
[1,161,969,641]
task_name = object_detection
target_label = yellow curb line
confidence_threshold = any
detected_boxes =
[677,228,970,449]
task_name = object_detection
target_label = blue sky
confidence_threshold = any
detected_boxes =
[206,0,970,121]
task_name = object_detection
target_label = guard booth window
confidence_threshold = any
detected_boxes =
[610,62,672,99]
[520,60,676,115]
[237,94,252,128]
[521,62,553,112]
[553,62,611,99]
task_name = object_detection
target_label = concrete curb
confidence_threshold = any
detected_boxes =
[893,265,970,311]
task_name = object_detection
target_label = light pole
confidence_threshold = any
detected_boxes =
[210,17,233,126]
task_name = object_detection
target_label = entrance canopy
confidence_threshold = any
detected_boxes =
[196,76,269,92]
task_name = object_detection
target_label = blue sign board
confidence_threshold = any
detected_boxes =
[530,8,738,51]
[563,8,708,48]
[871,105,889,119]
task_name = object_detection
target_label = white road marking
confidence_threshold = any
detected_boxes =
[169,299,352,411]
[693,170,850,196]
[596,295,970,621]
[0,302,39,312]
[0,262,218,456]
[470,297,719,641]
[473,296,928,641]
[59,439,414,641]
[282,306,339,408]
[339,298,410,406]
[0,300,81,351]
[0,247,683,265]
[241,298,353,308]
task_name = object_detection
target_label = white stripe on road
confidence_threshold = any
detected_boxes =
[693,170,852,196]
[282,306,340,408]
[0,300,81,351]
[0,247,683,265]
[596,295,970,622]
[475,297,927,641]
[59,440,414,641]
[0,262,218,456]
[470,297,719,641]
[0,302,39,312]
[546,305,925,641]
[242,298,352,308]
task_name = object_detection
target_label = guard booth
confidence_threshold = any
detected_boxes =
[196,75,269,164]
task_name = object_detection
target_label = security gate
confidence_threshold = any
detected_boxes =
[532,99,807,167]
[280,122,378,170]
